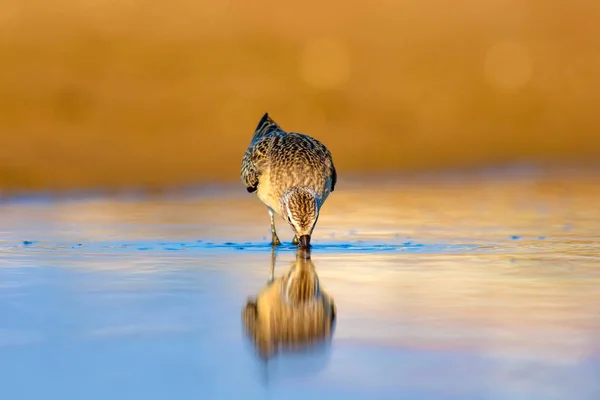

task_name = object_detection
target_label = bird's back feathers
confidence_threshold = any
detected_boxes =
[241,113,336,200]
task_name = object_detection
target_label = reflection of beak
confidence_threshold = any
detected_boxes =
[298,246,311,260]
[299,235,311,248]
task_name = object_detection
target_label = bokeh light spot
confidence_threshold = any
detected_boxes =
[484,41,533,94]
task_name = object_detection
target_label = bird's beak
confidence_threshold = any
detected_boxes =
[299,234,311,248]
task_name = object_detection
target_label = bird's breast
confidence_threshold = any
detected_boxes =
[256,170,282,214]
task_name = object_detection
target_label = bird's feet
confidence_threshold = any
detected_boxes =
[292,235,299,246]
[271,234,281,246]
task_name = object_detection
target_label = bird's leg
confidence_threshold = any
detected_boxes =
[268,245,276,284]
[292,235,299,245]
[269,209,281,246]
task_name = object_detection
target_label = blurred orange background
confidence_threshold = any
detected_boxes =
[1,0,599,193]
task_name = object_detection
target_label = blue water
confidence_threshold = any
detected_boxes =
[1,177,599,399]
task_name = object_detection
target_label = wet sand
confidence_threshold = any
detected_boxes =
[1,171,599,399]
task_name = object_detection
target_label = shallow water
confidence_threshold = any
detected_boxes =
[1,172,600,399]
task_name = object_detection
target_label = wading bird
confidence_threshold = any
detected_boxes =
[241,113,336,247]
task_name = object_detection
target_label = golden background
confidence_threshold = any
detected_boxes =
[1,0,599,192]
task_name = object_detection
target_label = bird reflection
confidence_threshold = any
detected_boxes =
[242,246,336,360]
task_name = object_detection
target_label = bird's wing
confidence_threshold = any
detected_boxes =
[314,139,336,192]
[241,146,260,193]
[330,162,337,192]
[241,135,274,193]
[287,132,337,192]
[242,113,287,193]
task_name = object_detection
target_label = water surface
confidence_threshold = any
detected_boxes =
[1,172,599,399]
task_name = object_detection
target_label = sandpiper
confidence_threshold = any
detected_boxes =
[241,113,337,247]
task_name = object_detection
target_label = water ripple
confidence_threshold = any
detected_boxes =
[1,240,488,255]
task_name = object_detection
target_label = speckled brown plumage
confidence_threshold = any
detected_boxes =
[241,113,337,246]
[241,248,336,359]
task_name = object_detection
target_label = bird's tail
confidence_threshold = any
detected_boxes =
[253,112,283,139]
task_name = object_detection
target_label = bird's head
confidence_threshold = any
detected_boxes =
[280,187,319,248]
